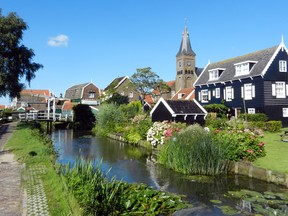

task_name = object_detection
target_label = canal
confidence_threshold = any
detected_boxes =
[52,129,288,215]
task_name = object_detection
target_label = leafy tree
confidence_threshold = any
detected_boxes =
[0,11,43,98]
[130,67,162,101]
[105,92,129,105]
[73,104,96,130]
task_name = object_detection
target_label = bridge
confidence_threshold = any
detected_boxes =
[18,112,73,122]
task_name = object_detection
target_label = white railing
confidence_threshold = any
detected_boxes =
[18,113,73,122]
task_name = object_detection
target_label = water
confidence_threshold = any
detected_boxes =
[52,129,288,215]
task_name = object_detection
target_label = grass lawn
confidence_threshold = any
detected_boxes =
[4,123,81,216]
[253,129,288,174]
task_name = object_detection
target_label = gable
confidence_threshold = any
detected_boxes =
[65,83,89,99]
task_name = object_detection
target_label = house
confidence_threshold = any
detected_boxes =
[64,82,101,106]
[150,97,207,125]
[104,76,140,102]
[194,39,288,125]
[13,89,52,112]
[61,100,77,121]
[171,87,195,100]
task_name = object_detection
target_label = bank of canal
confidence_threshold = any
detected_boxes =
[52,129,288,215]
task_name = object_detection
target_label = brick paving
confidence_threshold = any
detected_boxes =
[0,121,23,216]
[0,122,50,216]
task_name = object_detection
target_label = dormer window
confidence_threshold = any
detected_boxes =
[208,68,225,81]
[234,61,257,76]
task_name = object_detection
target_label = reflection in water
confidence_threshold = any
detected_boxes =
[52,129,288,216]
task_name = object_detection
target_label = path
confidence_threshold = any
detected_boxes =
[0,121,23,216]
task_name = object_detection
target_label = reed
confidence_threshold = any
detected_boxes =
[158,124,229,175]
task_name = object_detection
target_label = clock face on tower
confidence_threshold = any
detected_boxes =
[178,60,182,68]
[187,61,191,66]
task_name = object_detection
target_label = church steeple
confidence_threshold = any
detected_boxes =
[175,25,197,92]
[176,26,196,57]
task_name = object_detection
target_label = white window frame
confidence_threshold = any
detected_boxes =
[242,83,255,100]
[283,108,288,117]
[129,92,133,98]
[215,88,220,98]
[273,82,286,98]
[235,63,249,76]
[279,60,287,72]
[247,108,255,114]
[209,70,219,80]
[201,89,209,103]
[225,86,234,101]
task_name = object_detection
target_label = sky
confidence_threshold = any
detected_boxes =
[1,0,288,105]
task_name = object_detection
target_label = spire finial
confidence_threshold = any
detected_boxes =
[184,17,188,26]
[282,34,284,44]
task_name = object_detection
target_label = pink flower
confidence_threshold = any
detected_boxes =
[214,129,221,133]
[258,142,264,147]
[247,149,254,153]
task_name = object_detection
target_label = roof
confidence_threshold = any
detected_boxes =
[195,44,282,86]
[171,87,195,100]
[176,26,196,57]
[144,94,154,105]
[104,76,127,91]
[64,82,90,99]
[62,101,77,111]
[20,89,51,97]
[150,97,207,116]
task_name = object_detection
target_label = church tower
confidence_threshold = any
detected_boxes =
[175,25,197,92]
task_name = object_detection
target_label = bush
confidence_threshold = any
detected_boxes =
[212,129,266,161]
[94,103,125,136]
[137,117,152,140]
[240,113,268,122]
[205,114,227,130]
[73,104,96,130]
[266,121,282,132]
[120,101,142,120]
[158,124,229,175]
[204,104,229,117]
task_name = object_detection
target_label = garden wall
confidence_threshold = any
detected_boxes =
[230,161,288,188]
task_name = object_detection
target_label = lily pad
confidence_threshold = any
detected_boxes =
[210,199,222,204]
[217,205,239,215]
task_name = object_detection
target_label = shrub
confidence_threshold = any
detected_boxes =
[204,103,229,117]
[212,129,266,161]
[120,101,142,120]
[205,114,227,130]
[158,124,229,175]
[95,103,125,135]
[266,121,282,132]
[137,117,152,140]
[240,113,268,122]
[73,104,96,130]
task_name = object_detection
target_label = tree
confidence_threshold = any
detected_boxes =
[73,104,96,130]
[130,67,162,101]
[0,11,43,98]
[105,92,129,105]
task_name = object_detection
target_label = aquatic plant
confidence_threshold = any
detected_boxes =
[158,124,229,175]
[62,160,188,215]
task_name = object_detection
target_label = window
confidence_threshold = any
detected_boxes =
[215,88,220,98]
[242,83,255,100]
[272,82,286,98]
[209,70,219,80]
[248,108,255,114]
[89,92,95,98]
[178,93,184,99]
[279,60,287,72]
[283,108,288,117]
[234,61,256,76]
[171,90,175,97]
[225,86,234,101]
[121,92,124,96]
[129,92,133,98]
[201,89,209,103]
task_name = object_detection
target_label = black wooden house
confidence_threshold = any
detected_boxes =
[194,40,288,125]
[150,97,207,125]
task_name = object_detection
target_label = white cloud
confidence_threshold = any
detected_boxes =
[47,34,69,47]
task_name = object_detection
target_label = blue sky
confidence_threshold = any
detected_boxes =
[1,0,288,105]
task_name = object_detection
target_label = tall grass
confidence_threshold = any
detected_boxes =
[62,160,188,215]
[158,124,229,175]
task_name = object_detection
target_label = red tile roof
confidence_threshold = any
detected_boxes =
[62,101,77,111]
[171,87,195,100]
[21,89,51,96]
